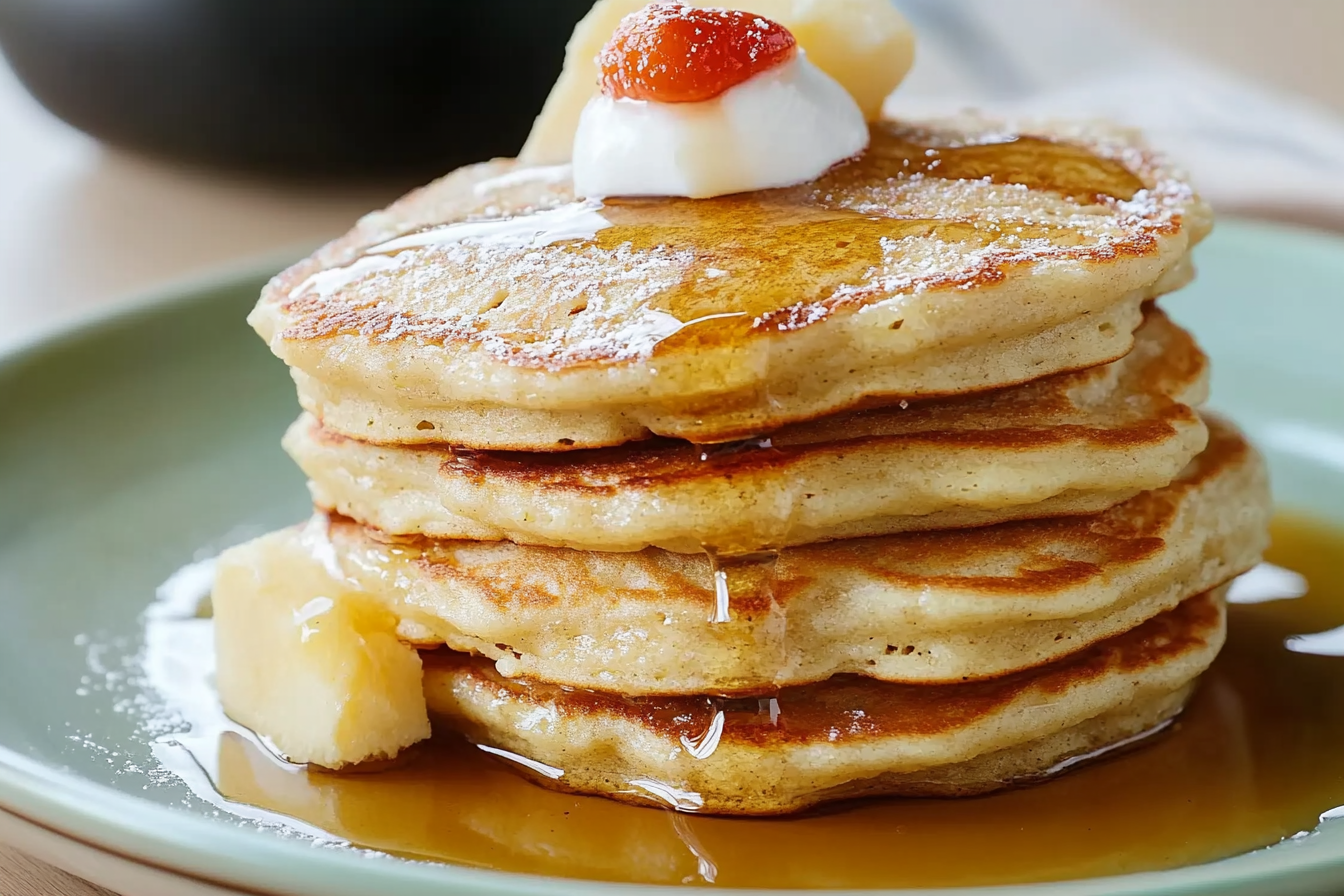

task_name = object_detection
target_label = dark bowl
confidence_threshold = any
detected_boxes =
[0,0,594,181]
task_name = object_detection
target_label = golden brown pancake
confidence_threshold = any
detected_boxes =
[287,307,1208,552]
[311,417,1266,694]
[250,117,1210,450]
[422,589,1226,814]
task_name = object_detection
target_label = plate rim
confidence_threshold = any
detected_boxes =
[5,739,1342,896]
[0,244,311,362]
[2,218,1344,896]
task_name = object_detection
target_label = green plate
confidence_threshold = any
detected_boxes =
[1,219,1342,896]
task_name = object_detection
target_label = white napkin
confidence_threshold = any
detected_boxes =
[886,0,1344,230]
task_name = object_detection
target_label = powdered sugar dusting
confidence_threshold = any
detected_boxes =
[66,539,361,845]
[267,115,1206,371]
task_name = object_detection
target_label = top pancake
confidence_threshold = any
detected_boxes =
[252,116,1210,450]
[288,307,1209,553]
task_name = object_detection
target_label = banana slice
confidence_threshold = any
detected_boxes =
[213,521,430,768]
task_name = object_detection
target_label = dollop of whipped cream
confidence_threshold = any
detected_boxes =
[572,3,868,200]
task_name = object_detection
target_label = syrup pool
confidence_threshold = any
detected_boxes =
[126,513,1344,889]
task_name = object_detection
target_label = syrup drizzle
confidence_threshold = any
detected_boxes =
[287,201,614,300]
[694,437,776,463]
[699,547,788,692]
[695,436,788,638]
[118,513,1344,888]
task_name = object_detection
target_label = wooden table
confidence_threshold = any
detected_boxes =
[0,846,111,896]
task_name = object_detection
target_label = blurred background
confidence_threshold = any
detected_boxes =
[1,0,1343,355]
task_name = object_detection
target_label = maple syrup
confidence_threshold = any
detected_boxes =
[147,513,1344,888]
[698,546,787,688]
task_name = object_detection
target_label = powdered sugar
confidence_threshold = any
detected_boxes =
[267,115,1205,374]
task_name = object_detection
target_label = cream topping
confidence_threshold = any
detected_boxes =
[572,51,868,199]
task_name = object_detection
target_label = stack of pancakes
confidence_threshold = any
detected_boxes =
[214,118,1272,815]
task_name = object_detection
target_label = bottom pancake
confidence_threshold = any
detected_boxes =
[422,589,1226,815]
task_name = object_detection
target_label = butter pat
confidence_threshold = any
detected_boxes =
[521,0,915,165]
[213,521,431,768]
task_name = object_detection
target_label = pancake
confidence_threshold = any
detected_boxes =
[287,307,1208,553]
[422,588,1226,815]
[311,417,1266,693]
[251,117,1211,451]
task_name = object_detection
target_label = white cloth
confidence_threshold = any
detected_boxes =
[886,0,1344,230]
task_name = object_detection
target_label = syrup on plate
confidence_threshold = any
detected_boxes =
[139,513,1344,888]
